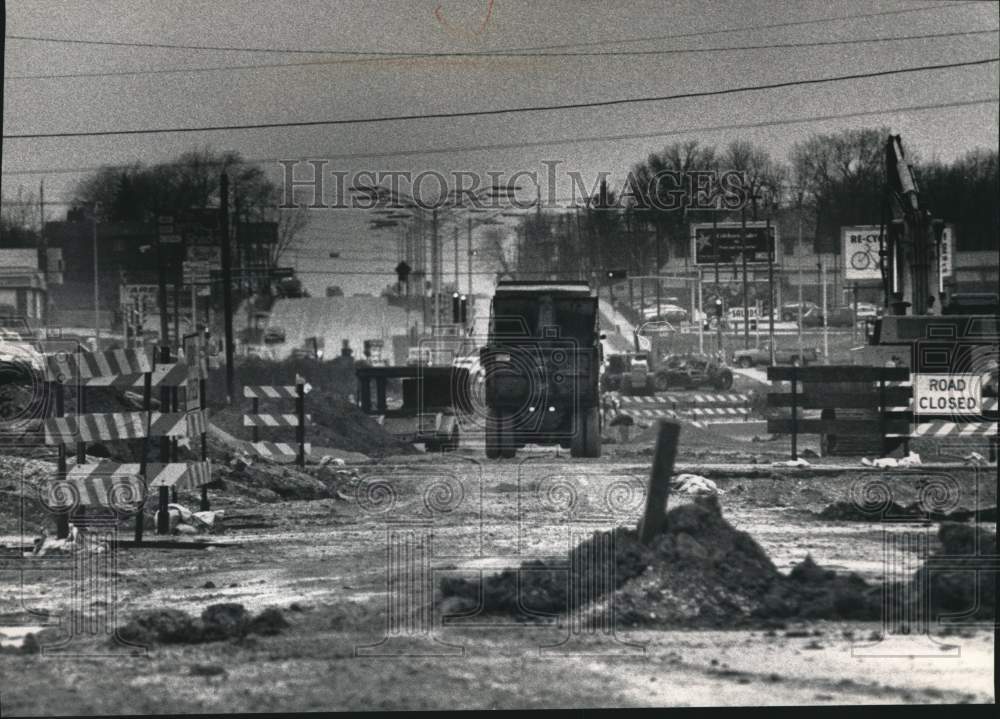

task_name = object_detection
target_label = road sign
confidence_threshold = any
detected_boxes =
[914,373,983,416]
[842,226,882,281]
[691,222,776,266]
[183,261,211,285]
[939,224,954,279]
[187,245,221,266]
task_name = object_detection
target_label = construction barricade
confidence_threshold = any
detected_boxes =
[242,375,312,466]
[42,346,212,539]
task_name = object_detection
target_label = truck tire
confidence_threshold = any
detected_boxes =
[819,408,837,456]
[570,412,588,458]
[585,406,602,458]
[714,370,733,391]
[486,408,503,459]
[653,373,670,392]
[739,357,753,369]
[499,412,516,459]
[622,376,633,395]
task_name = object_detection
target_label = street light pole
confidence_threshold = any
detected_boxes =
[431,208,439,338]
[740,206,750,349]
[467,217,474,307]
[91,203,100,349]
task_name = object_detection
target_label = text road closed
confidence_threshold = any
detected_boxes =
[915,373,983,414]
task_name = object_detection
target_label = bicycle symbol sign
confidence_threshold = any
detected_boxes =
[841,226,883,281]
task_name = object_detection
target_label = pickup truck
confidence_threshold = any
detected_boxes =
[732,342,818,368]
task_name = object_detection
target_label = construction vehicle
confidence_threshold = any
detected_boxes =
[355,365,463,451]
[818,134,999,456]
[481,281,603,458]
[733,341,818,368]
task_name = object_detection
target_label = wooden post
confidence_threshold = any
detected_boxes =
[54,381,70,539]
[638,420,680,544]
[878,376,887,457]
[790,366,799,461]
[296,381,306,468]
[156,347,171,535]
[76,346,87,465]
[200,375,209,511]
[251,396,259,443]
[135,370,152,544]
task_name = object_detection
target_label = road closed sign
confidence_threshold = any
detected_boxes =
[914,373,983,415]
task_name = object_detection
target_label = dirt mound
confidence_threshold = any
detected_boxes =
[209,391,415,458]
[439,499,996,628]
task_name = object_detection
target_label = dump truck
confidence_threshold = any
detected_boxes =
[481,281,603,458]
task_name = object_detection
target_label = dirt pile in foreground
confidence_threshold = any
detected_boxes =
[439,498,996,628]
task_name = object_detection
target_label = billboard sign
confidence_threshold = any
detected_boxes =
[842,226,882,281]
[691,223,776,266]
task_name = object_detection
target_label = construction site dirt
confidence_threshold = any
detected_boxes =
[0,446,995,712]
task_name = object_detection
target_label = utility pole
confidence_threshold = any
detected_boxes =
[740,206,750,349]
[432,208,439,337]
[654,216,662,320]
[91,204,101,349]
[466,217,473,309]
[766,209,775,366]
[712,214,719,286]
[220,172,235,403]
[453,224,459,289]
[157,218,170,355]
[796,191,804,361]
[820,257,829,363]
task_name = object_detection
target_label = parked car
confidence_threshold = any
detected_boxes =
[825,306,858,327]
[651,353,733,391]
[0,329,45,381]
[781,301,819,321]
[732,341,818,368]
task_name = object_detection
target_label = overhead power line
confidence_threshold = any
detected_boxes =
[3,96,995,177]
[4,57,997,140]
[3,2,978,56]
[6,28,997,80]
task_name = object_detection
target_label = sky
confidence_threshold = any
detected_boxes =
[3,0,998,297]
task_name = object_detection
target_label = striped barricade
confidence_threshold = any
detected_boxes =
[910,421,997,438]
[618,392,752,424]
[43,348,151,384]
[44,410,207,445]
[248,442,313,461]
[242,376,312,466]
[42,346,214,540]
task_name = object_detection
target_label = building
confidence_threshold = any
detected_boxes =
[0,248,47,325]
[238,296,410,363]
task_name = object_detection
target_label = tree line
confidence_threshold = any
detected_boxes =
[500,127,998,281]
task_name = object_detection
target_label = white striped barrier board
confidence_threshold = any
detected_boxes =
[906,422,998,438]
[243,383,312,399]
[689,406,751,417]
[247,442,313,460]
[243,378,311,467]
[619,393,750,406]
[78,362,190,388]
[242,414,311,428]
[56,461,213,506]
[44,348,151,383]
[44,410,208,444]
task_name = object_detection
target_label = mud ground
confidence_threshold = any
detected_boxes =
[0,448,995,713]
